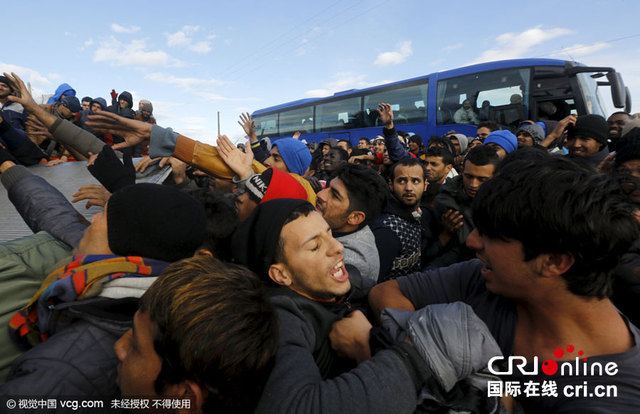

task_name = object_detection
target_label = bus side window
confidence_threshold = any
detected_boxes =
[439,97,459,124]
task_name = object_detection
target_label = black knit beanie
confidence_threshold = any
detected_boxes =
[570,114,608,144]
[107,183,206,262]
[231,198,312,278]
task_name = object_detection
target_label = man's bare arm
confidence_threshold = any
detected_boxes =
[368,280,416,324]
[86,111,152,149]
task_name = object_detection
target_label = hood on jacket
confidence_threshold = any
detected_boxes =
[118,91,133,109]
[90,97,108,111]
[46,83,76,104]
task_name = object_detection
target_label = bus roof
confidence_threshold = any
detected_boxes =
[253,58,571,116]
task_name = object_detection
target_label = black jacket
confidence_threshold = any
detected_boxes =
[1,297,136,400]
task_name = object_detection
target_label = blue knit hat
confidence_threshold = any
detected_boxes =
[485,130,517,154]
[273,138,312,176]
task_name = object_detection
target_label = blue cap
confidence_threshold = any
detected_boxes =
[273,138,312,176]
[485,130,517,154]
[60,96,81,113]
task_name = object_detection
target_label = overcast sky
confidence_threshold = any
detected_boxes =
[3,0,639,144]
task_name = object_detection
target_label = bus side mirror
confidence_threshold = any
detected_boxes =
[625,86,632,113]
[607,71,626,109]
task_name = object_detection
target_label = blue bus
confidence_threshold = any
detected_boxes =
[251,58,631,144]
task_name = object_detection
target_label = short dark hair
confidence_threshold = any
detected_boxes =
[499,146,550,168]
[409,135,423,146]
[608,111,630,119]
[329,147,349,161]
[187,189,238,261]
[331,163,388,226]
[426,147,454,166]
[359,137,369,144]
[139,256,279,413]
[465,145,501,170]
[427,135,456,155]
[274,202,316,264]
[338,139,352,150]
[477,121,501,132]
[389,157,427,181]
[81,96,92,103]
[472,157,639,298]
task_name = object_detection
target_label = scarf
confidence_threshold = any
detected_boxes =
[9,254,169,350]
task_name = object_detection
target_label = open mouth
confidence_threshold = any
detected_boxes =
[329,260,349,283]
[480,261,493,278]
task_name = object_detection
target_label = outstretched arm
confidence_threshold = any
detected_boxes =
[0,147,89,248]
[378,103,412,163]
[4,73,105,158]
[86,110,152,150]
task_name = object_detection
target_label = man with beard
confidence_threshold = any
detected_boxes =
[315,163,388,293]
[370,158,429,280]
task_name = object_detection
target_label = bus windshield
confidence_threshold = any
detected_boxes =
[576,72,607,117]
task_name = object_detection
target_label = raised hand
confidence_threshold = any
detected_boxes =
[3,72,39,113]
[238,112,257,142]
[216,134,254,179]
[377,103,394,129]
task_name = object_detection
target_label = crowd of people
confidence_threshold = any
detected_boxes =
[0,71,640,413]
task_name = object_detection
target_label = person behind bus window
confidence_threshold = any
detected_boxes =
[453,99,479,125]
